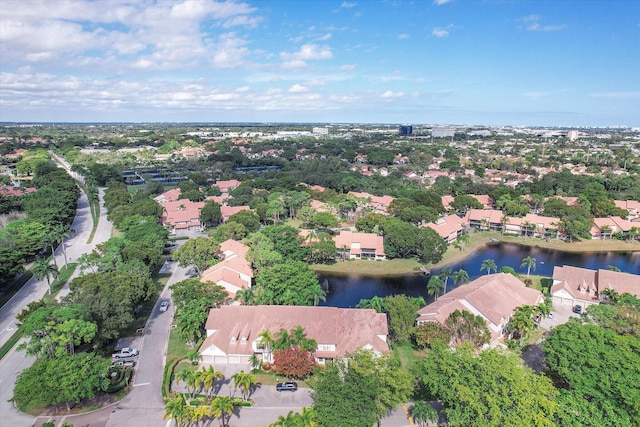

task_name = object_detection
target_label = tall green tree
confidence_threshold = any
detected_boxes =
[32,258,58,294]
[480,259,497,275]
[521,256,537,277]
[309,350,412,427]
[426,275,444,301]
[412,343,556,427]
[253,261,325,306]
[173,237,220,274]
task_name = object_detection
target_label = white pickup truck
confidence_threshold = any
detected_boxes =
[112,347,139,358]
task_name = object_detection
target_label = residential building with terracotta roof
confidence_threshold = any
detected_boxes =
[154,188,182,204]
[425,214,465,244]
[199,305,389,364]
[213,179,241,195]
[0,185,36,197]
[334,230,386,260]
[614,200,640,221]
[348,191,395,215]
[161,198,205,234]
[590,216,634,239]
[550,265,640,310]
[220,205,251,223]
[200,239,253,298]
[416,273,544,346]
[464,209,505,231]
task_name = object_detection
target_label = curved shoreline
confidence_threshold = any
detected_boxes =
[312,232,640,277]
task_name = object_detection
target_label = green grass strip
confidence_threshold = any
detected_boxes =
[0,328,23,361]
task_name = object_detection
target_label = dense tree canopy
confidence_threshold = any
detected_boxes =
[543,321,640,426]
[413,343,557,427]
[310,350,412,427]
[252,261,325,306]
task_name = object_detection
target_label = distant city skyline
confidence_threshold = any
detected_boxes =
[0,0,638,127]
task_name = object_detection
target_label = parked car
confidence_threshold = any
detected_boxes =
[112,347,139,358]
[548,312,554,319]
[159,301,169,312]
[572,305,583,314]
[276,382,298,392]
[111,360,136,368]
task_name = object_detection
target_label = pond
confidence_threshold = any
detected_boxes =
[317,243,640,308]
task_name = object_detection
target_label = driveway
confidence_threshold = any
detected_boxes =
[539,301,580,331]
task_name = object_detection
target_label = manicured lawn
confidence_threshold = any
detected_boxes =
[312,258,423,276]
[393,341,427,368]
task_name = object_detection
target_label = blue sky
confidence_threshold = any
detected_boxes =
[0,0,638,126]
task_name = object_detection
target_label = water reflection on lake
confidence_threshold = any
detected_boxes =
[318,243,640,308]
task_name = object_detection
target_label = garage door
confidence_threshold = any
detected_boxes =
[214,356,228,364]
[228,355,241,364]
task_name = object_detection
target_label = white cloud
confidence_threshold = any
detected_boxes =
[340,64,357,71]
[589,92,640,98]
[341,2,357,8]
[431,24,454,38]
[318,33,332,41]
[381,90,404,98]
[432,28,449,38]
[433,0,451,5]
[280,44,333,61]
[518,15,566,32]
[398,33,410,40]
[289,84,309,93]
[281,60,308,69]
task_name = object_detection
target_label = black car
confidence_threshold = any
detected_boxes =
[276,381,298,392]
[573,305,583,314]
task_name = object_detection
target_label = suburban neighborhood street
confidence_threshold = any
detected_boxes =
[0,184,112,427]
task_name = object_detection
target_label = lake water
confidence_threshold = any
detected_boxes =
[318,243,640,308]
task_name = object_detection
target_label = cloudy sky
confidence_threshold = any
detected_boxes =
[0,0,638,126]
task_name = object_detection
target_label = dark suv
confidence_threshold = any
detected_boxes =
[573,305,583,314]
[276,382,298,392]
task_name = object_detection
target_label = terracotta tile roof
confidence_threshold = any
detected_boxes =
[590,216,634,235]
[598,269,640,297]
[334,230,385,257]
[615,200,640,215]
[154,188,182,204]
[213,180,241,193]
[201,305,389,358]
[220,205,250,222]
[552,265,640,299]
[550,265,599,302]
[200,239,252,297]
[162,199,205,226]
[417,273,544,344]
[470,194,493,209]
[310,199,329,212]
[425,214,464,241]
[464,209,504,224]
[441,195,455,210]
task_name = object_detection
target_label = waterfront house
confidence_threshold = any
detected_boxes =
[550,265,640,310]
[200,239,253,298]
[198,305,389,364]
[334,230,386,260]
[416,273,544,346]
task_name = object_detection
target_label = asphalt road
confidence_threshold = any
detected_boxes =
[0,184,112,427]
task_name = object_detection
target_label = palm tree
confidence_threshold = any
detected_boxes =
[40,233,59,270]
[451,269,469,285]
[520,256,537,277]
[510,305,535,345]
[412,401,438,427]
[231,370,256,402]
[501,215,510,234]
[249,353,261,371]
[269,411,300,427]
[600,225,612,239]
[480,259,497,275]
[32,258,58,295]
[454,234,470,251]
[274,328,292,351]
[627,226,640,243]
[426,275,444,301]
[200,365,223,399]
[209,395,234,427]
[177,369,199,399]
[438,268,452,294]
[297,407,318,427]
[522,220,533,237]
[258,329,274,364]
[164,393,188,427]
[290,325,307,347]
[53,224,72,267]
